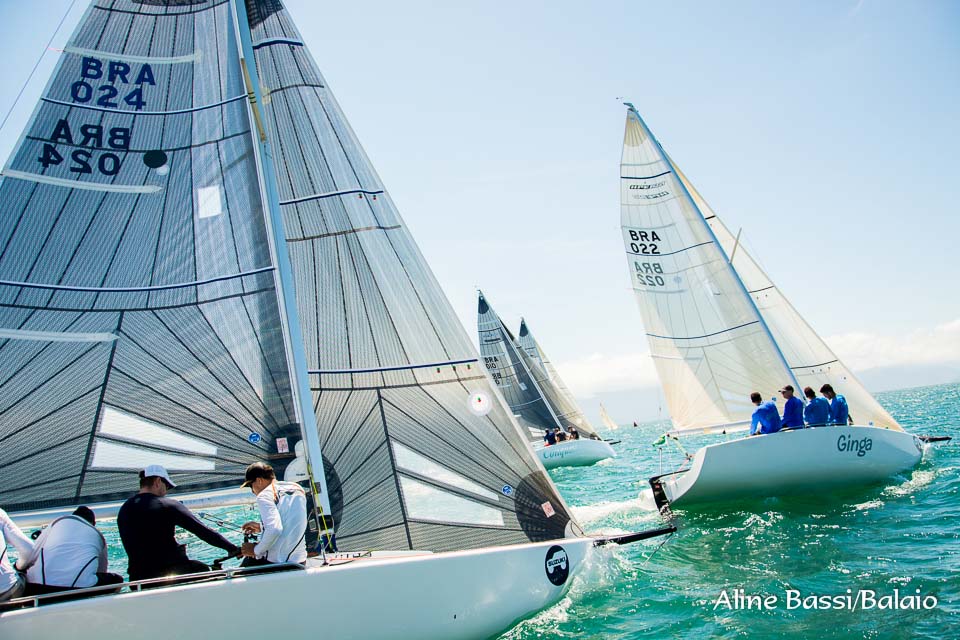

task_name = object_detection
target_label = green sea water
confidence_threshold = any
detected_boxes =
[13,383,958,638]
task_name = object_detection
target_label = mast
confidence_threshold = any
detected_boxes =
[624,103,803,396]
[231,0,331,515]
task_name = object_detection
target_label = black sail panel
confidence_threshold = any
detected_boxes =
[0,0,309,511]
[246,0,580,551]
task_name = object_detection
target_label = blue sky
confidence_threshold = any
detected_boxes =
[1,0,957,422]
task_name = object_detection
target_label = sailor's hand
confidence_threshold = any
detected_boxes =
[241,542,258,558]
[241,521,262,534]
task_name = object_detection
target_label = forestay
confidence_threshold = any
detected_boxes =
[477,292,559,435]
[516,319,601,439]
[0,0,317,511]
[247,0,581,552]
[619,105,795,433]
[674,164,901,431]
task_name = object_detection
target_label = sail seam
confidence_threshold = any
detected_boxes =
[1,170,162,194]
[287,224,401,243]
[646,320,760,341]
[620,170,672,180]
[252,38,304,49]
[790,359,839,369]
[309,358,476,375]
[627,240,712,258]
[0,328,117,343]
[279,188,384,205]
[0,266,274,293]
[41,94,246,116]
[62,46,202,64]
[91,1,229,18]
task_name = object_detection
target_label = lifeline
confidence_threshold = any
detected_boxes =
[712,588,938,611]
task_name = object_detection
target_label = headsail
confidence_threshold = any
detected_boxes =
[477,292,560,435]
[0,0,322,511]
[599,403,619,432]
[246,1,581,552]
[674,164,901,430]
[619,105,796,433]
[516,319,602,439]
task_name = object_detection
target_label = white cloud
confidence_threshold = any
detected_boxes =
[554,317,960,398]
[825,318,960,372]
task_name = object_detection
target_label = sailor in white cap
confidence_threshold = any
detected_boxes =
[116,465,239,583]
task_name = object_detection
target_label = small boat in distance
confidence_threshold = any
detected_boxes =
[477,292,616,469]
[618,103,947,510]
[599,403,620,432]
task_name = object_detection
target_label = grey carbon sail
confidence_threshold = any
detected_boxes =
[516,319,601,440]
[477,292,559,435]
[246,0,580,551]
[0,0,316,512]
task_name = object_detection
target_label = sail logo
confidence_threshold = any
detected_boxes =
[544,545,569,586]
[837,434,872,457]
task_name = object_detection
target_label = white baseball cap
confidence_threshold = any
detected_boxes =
[140,464,177,488]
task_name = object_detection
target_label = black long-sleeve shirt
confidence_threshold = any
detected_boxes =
[117,493,239,580]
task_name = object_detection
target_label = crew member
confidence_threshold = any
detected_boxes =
[19,506,123,595]
[543,429,556,446]
[569,426,580,440]
[802,386,831,426]
[117,465,240,582]
[0,506,33,601]
[749,391,782,435]
[779,385,804,429]
[239,463,308,566]
[820,384,851,425]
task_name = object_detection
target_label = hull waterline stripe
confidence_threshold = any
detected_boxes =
[63,46,202,64]
[0,328,117,343]
[1,170,161,194]
[280,188,385,206]
[310,358,478,375]
[41,94,246,116]
[0,266,274,293]
[647,320,760,341]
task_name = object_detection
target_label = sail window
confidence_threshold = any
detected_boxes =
[197,185,224,219]
[392,442,498,501]
[99,407,217,455]
[399,477,504,527]
[90,440,215,471]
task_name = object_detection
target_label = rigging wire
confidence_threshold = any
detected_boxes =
[0,0,79,134]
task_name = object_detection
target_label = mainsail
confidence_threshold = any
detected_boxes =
[245,1,581,551]
[619,104,901,433]
[516,318,601,439]
[477,292,559,435]
[0,0,324,512]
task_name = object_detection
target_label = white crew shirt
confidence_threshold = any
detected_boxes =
[1,508,34,595]
[19,515,108,588]
[253,481,307,564]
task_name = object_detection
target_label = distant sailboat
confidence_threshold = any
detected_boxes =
[618,103,944,509]
[0,2,676,635]
[477,292,615,468]
[599,403,620,432]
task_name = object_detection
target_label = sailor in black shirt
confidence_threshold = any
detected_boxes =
[117,465,240,582]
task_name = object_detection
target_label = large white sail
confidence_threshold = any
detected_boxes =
[619,105,796,432]
[247,2,581,551]
[0,0,326,511]
[675,165,901,430]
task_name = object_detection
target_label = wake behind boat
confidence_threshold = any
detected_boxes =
[618,104,946,510]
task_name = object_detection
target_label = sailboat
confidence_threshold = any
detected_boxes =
[599,403,620,432]
[477,292,615,469]
[618,103,942,510]
[0,1,677,634]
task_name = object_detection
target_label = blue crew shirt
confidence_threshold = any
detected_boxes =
[781,396,804,429]
[750,401,782,435]
[803,396,830,426]
[829,394,850,425]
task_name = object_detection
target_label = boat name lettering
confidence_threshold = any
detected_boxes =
[837,434,872,457]
[633,261,665,287]
[72,57,154,112]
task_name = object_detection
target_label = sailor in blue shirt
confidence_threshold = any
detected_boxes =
[802,386,831,426]
[779,385,804,429]
[820,384,850,425]
[749,391,782,435]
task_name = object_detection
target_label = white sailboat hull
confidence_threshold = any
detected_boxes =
[0,538,593,640]
[537,439,616,469]
[655,425,923,507]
